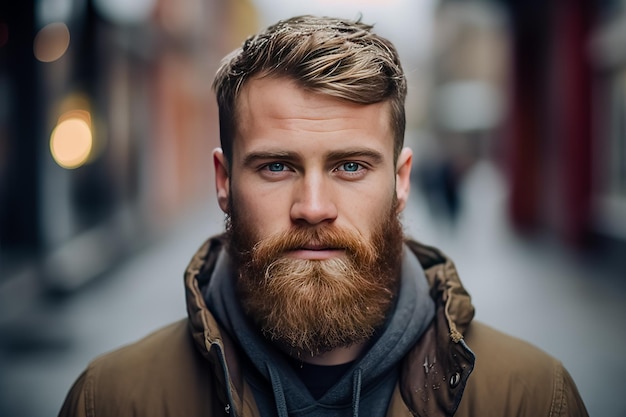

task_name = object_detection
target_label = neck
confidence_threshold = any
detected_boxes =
[296,342,368,366]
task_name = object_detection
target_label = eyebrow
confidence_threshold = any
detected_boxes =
[241,148,385,167]
[242,151,296,167]
[324,149,384,164]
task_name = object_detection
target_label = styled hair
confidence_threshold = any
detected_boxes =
[212,15,407,165]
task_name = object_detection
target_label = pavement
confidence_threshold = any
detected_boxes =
[0,159,624,417]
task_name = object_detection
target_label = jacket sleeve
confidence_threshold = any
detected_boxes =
[58,370,92,417]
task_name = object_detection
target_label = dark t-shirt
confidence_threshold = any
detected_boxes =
[289,359,355,400]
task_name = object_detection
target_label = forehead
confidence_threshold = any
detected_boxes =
[233,77,394,154]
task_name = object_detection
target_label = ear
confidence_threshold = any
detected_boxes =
[213,148,230,213]
[395,147,412,213]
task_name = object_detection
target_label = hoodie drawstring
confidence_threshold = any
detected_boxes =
[352,368,362,417]
[267,363,289,417]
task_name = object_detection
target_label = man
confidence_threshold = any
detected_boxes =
[59,15,588,417]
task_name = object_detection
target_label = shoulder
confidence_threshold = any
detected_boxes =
[59,319,219,417]
[88,319,202,377]
[464,321,556,372]
[457,321,588,417]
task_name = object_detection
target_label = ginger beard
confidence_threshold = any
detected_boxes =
[226,195,405,357]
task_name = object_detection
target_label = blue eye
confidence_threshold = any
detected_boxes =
[267,163,285,172]
[341,162,360,172]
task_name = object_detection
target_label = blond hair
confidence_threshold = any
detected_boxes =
[213,15,407,164]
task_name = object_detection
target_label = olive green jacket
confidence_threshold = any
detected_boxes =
[59,235,588,416]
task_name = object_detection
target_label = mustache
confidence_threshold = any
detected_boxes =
[250,226,377,264]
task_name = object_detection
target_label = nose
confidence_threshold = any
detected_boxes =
[290,174,338,225]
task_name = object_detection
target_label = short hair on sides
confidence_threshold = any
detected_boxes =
[213,15,407,166]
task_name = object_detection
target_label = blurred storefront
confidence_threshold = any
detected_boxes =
[502,0,595,246]
[0,0,258,333]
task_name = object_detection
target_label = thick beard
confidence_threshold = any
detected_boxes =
[226,199,405,357]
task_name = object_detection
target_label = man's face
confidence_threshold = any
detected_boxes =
[213,76,413,356]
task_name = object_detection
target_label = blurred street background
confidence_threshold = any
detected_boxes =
[1,0,625,416]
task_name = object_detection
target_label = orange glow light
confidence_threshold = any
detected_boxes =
[50,110,93,169]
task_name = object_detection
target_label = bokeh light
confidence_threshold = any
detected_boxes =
[33,22,70,63]
[50,110,93,169]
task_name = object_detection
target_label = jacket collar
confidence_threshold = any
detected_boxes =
[399,240,476,416]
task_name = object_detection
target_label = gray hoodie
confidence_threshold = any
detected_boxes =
[205,245,435,417]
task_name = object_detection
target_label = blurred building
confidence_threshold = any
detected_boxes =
[426,0,626,261]
[0,0,258,338]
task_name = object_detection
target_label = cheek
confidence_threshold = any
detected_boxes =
[340,185,396,233]
[231,185,290,237]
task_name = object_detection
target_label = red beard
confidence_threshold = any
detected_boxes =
[227,200,404,357]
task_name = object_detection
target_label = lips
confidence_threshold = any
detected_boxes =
[287,244,345,260]
[301,240,348,252]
